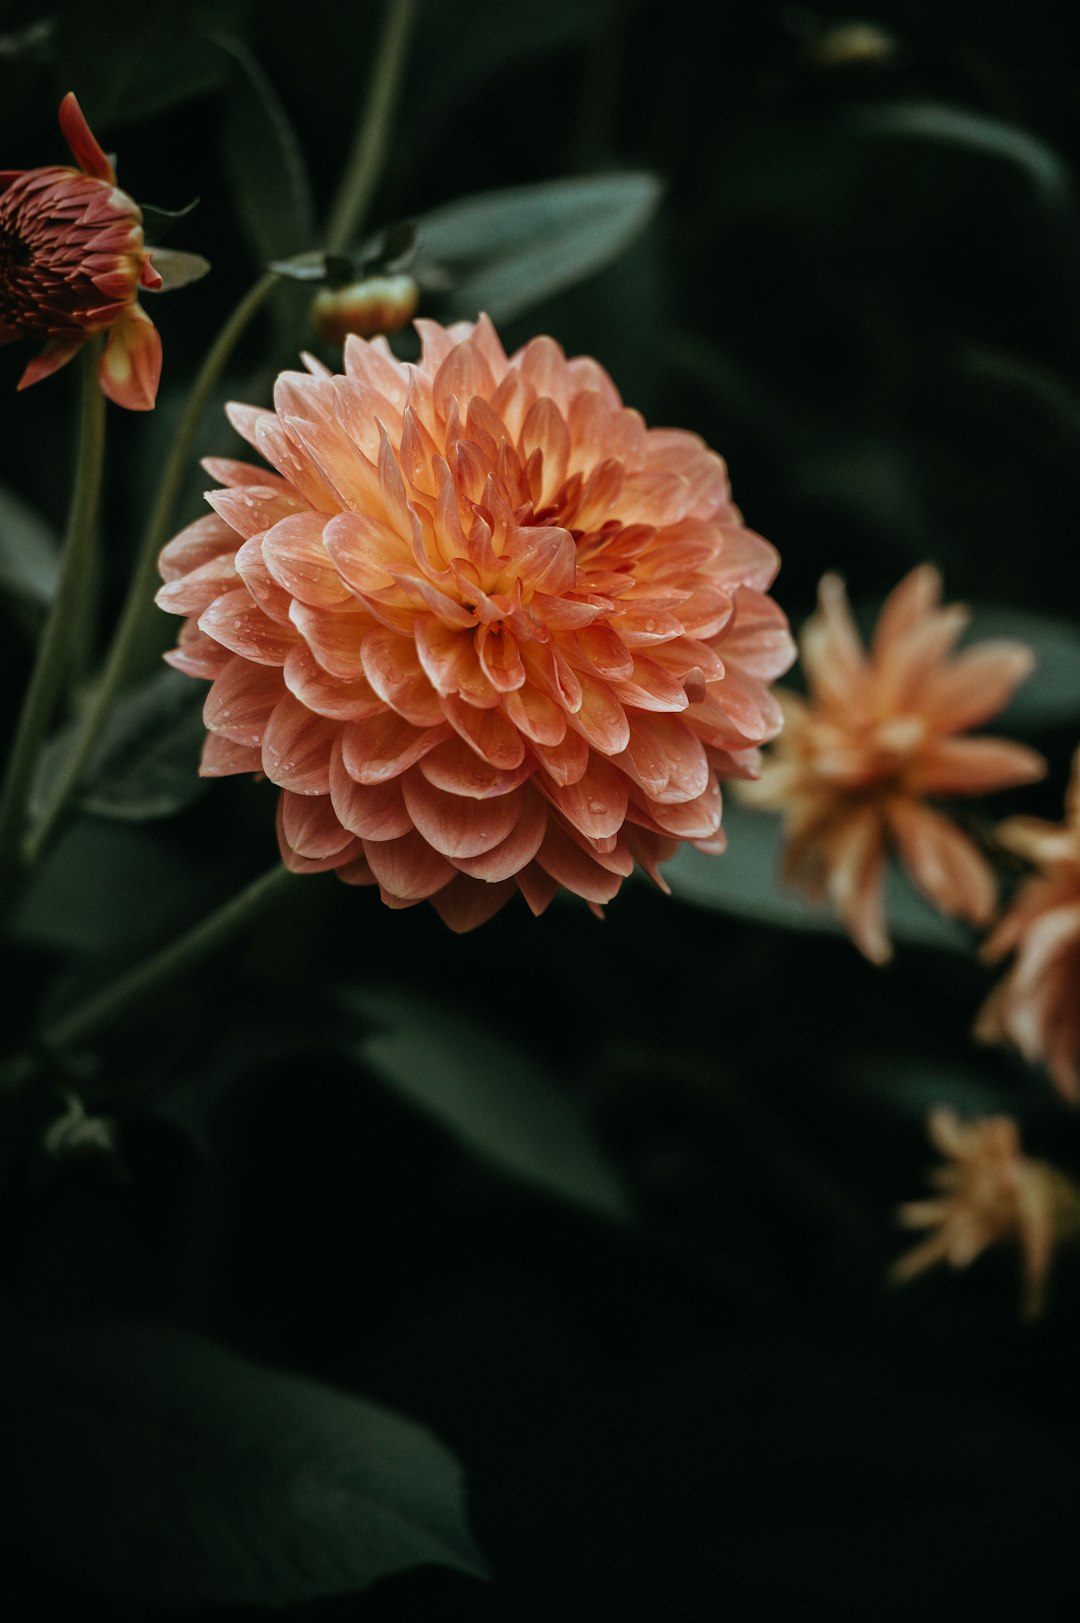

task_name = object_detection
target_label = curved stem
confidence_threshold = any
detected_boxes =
[24,271,280,865]
[323,0,419,256]
[43,863,296,1053]
[0,341,106,891]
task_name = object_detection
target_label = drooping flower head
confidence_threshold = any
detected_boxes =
[742,566,1044,962]
[1,93,164,409]
[891,1106,1080,1318]
[977,748,1080,1102]
[157,316,795,930]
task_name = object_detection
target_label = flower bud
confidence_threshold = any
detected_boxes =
[310,273,419,344]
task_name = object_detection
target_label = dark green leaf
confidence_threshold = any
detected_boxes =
[348,985,631,1221]
[966,605,1080,730]
[216,33,316,268]
[54,1,238,126]
[665,800,966,952]
[413,172,663,323]
[31,669,207,826]
[849,103,1070,210]
[0,1320,489,1607]
[0,484,59,609]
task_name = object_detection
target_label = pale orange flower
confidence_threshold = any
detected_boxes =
[1,94,167,409]
[742,566,1044,962]
[891,1106,1080,1318]
[157,316,795,930]
[977,748,1080,1102]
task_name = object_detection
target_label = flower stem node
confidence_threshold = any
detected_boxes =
[310,273,419,345]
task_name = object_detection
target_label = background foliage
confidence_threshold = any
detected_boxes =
[3,0,1080,1616]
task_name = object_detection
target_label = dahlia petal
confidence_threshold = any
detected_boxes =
[500,524,576,595]
[158,513,238,583]
[503,682,567,747]
[200,732,261,776]
[416,618,500,707]
[430,875,519,932]
[573,622,634,679]
[225,401,273,450]
[155,552,239,616]
[279,790,356,861]
[450,790,549,879]
[418,736,533,798]
[329,741,413,838]
[885,799,996,926]
[58,93,115,181]
[289,600,368,678]
[363,829,456,900]
[920,642,1037,732]
[18,337,84,391]
[202,457,293,493]
[529,593,604,631]
[283,644,383,720]
[614,605,686,646]
[341,713,451,783]
[203,657,284,745]
[913,737,1046,796]
[360,628,446,725]
[99,305,161,411]
[164,622,232,680]
[336,850,378,887]
[441,694,526,770]
[259,512,353,607]
[610,657,686,717]
[515,335,570,407]
[719,588,797,678]
[260,694,338,792]
[993,815,1079,869]
[644,429,730,517]
[234,536,295,626]
[475,625,525,693]
[645,779,724,841]
[802,574,867,707]
[323,509,408,592]
[617,716,670,798]
[514,862,560,915]
[401,774,523,858]
[872,564,943,655]
[343,333,411,403]
[532,727,589,787]
[199,587,298,665]
[540,754,628,841]
[279,821,363,875]
[533,821,626,905]
[255,415,338,513]
[645,715,711,804]
[433,337,497,421]
[519,397,570,505]
[207,484,308,541]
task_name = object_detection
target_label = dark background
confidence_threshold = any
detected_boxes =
[2,0,1080,1617]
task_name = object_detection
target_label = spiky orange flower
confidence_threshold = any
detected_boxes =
[891,1106,1080,1318]
[742,566,1044,962]
[977,749,1080,1102]
[0,93,163,409]
[157,316,795,930]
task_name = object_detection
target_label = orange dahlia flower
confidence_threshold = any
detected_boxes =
[157,316,795,930]
[891,1106,1080,1318]
[0,93,163,409]
[977,749,1080,1102]
[742,566,1044,963]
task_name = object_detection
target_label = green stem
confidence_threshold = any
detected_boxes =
[323,0,419,256]
[24,270,280,865]
[43,863,296,1053]
[0,341,106,888]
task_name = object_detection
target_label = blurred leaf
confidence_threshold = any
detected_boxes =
[967,606,1080,730]
[0,1320,489,1607]
[413,172,662,323]
[215,34,316,268]
[0,484,59,610]
[10,818,219,956]
[148,248,212,291]
[31,669,207,825]
[54,1,239,126]
[849,102,1070,210]
[348,985,631,1222]
[666,800,965,952]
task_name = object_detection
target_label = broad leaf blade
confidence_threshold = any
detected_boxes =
[850,102,1070,210]
[413,172,662,323]
[216,34,316,267]
[0,484,59,609]
[349,985,631,1222]
[0,1321,489,1607]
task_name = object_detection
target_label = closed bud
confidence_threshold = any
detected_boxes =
[310,273,419,344]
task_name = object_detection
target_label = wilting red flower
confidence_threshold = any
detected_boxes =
[157,316,795,930]
[0,93,163,409]
[742,566,1044,962]
[977,749,1080,1102]
[891,1106,1080,1318]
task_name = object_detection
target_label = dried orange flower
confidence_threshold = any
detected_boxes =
[891,1106,1080,1318]
[157,316,795,930]
[742,566,1044,962]
[977,748,1080,1102]
[1,93,165,409]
